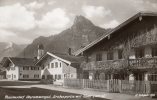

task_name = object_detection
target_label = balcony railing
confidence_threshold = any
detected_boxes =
[82,57,157,70]
[129,57,157,68]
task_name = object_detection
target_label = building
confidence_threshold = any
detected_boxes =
[0,63,6,79]
[73,12,157,81]
[0,71,6,79]
[1,43,83,82]
[35,52,83,85]
[1,44,45,81]
[1,57,41,80]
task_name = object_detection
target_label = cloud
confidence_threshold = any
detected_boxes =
[25,1,45,10]
[0,29,16,40]
[0,3,36,30]
[82,5,111,18]
[101,20,119,29]
[48,1,56,5]
[0,29,31,44]
[37,8,71,34]
[131,0,157,11]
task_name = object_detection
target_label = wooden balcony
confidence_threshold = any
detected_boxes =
[129,57,157,68]
[82,57,157,71]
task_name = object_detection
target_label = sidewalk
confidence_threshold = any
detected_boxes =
[2,84,153,100]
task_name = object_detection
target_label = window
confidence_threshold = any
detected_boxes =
[42,75,45,79]
[64,74,67,78]
[51,63,54,68]
[11,67,15,70]
[55,74,57,79]
[148,74,157,81]
[35,67,39,70]
[58,75,61,80]
[34,74,39,78]
[9,63,12,67]
[14,75,16,78]
[60,63,62,68]
[23,67,29,70]
[118,50,123,59]
[135,48,144,58]
[31,67,34,70]
[23,74,29,78]
[48,64,50,69]
[152,47,157,57]
[55,62,58,68]
[31,67,39,70]
[107,51,113,60]
[96,53,102,61]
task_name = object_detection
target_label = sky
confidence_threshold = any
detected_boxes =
[0,0,157,44]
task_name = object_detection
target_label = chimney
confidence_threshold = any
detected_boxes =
[68,48,72,55]
[37,44,44,59]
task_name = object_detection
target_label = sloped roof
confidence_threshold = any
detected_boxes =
[53,53,83,63]
[1,57,35,67]
[73,12,157,56]
[36,52,84,65]
[9,57,35,66]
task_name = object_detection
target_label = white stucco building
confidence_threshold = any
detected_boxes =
[35,52,82,85]
[1,57,41,80]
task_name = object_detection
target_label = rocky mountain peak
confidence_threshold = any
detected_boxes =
[72,15,94,30]
[74,15,93,25]
[19,16,107,58]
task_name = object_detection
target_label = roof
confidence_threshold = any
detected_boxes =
[1,57,35,67]
[35,52,84,65]
[73,12,157,56]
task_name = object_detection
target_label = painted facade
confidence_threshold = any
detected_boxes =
[74,12,157,81]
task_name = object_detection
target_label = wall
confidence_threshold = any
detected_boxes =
[41,57,77,81]
[41,58,62,80]
[84,16,157,62]
[62,62,77,79]
[88,50,120,62]
[19,67,41,80]
[6,62,19,80]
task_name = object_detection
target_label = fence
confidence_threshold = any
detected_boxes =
[64,79,157,94]
[120,80,151,94]
[64,78,83,88]
[83,79,108,91]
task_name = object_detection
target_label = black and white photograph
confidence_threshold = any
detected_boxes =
[0,0,157,100]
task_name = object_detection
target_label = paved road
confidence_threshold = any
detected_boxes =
[2,84,155,100]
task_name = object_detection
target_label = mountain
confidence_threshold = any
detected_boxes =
[0,42,27,61]
[19,15,108,58]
